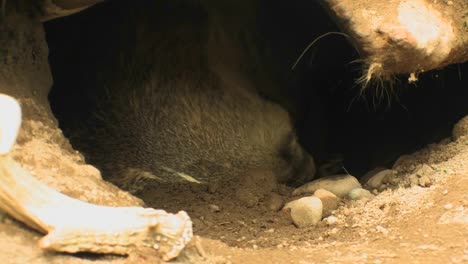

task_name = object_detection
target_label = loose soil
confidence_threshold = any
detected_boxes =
[0,97,466,263]
[0,6,466,264]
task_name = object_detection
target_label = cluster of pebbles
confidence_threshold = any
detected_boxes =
[278,169,411,228]
[271,116,468,228]
[280,174,364,227]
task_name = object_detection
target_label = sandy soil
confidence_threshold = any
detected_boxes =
[126,115,468,264]
[0,6,467,264]
[0,101,466,263]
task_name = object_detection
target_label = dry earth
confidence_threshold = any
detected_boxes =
[0,5,467,264]
[0,96,466,263]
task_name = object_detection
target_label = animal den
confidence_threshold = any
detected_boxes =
[0,0,467,263]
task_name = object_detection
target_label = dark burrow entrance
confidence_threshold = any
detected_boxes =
[44,0,467,246]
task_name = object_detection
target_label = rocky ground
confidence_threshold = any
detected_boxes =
[0,95,466,263]
[0,6,466,263]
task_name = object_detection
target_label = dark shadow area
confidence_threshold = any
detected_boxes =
[45,0,468,180]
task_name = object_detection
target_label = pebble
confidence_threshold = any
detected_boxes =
[283,196,323,228]
[347,188,374,200]
[409,174,420,187]
[293,174,361,198]
[209,204,220,213]
[444,203,453,210]
[392,154,412,169]
[418,175,433,187]
[329,228,339,235]
[416,164,434,177]
[324,215,338,225]
[314,189,339,217]
[360,167,386,185]
[265,193,284,211]
[378,184,388,191]
[365,170,396,189]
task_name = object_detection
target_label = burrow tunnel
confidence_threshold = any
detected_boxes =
[45,0,468,182]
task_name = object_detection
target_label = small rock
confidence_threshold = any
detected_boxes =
[329,227,339,235]
[442,189,449,195]
[444,203,453,210]
[418,175,432,187]
[283,196,323,228]
[324,215,338,225]
[409,174,420,187]
[265,193,284,211]
[365,170,396,189]
[237,220,247,227]
[416,164,434,177]
[392,154,412,169]
[347,188,374,200]
[378,184,388,191]
[314,189,339,217]
[209,204,220,213]
[293,174,361,198]
[360,167,387,185]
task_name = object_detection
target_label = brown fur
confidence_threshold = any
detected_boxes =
[77,1,315,192]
